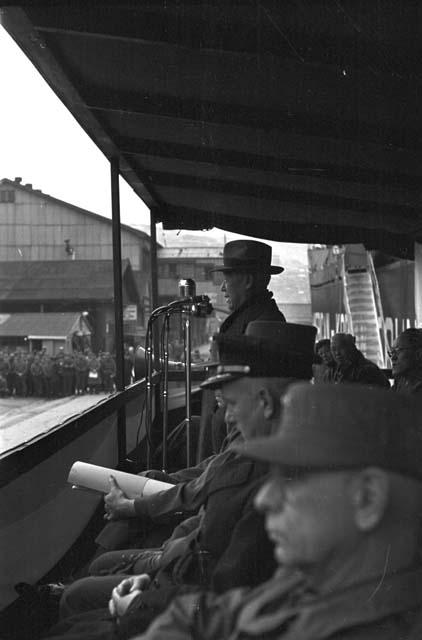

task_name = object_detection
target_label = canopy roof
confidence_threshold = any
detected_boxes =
[0,259,139,303]
[0,312,90,338]
[2,2,422,258]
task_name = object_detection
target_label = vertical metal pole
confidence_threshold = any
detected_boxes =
[150,209,159,312]
[146,209,160,468]
[110,157,126,463]
[416,242,422,329]
[183,306,192,467]
[162,312,171,471]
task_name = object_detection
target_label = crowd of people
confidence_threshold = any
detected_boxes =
[16,241,422,640]
[313,328,422,394]
[0,347,130,399]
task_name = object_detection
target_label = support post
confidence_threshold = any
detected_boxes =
[146,208,160,468]
[150,208,159,311]
[110,157,126,463]
[415,242,422,328]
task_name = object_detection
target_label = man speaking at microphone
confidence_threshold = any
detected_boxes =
[96,240,286,551]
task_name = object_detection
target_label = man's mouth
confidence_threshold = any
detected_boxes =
[266,526,285,545]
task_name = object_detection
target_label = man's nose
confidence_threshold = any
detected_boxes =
[254,478,283,513]
[220,280,226,292]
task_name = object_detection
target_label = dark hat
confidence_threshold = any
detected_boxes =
[211,240,284,274]
[235,383,422,483]
[201,322,317,389]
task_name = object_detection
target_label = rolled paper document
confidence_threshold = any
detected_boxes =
[68,461,173,498]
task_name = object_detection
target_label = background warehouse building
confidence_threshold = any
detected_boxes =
[0,177,152,351]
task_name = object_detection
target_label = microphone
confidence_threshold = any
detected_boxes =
[178,278,196,298]
[176,279,213,316]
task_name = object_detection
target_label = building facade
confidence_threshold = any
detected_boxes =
[0,177,152,350]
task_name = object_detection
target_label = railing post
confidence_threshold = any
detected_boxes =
[416,242,422,329]
[150,208,159,311]
[110,157,126,463]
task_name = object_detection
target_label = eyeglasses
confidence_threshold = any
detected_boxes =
[387,347,413,359]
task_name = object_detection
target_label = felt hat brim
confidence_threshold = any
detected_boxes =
[200,371,246,390]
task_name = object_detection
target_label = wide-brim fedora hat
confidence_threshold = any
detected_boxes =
[201,321,317,389]
[234,383,422,483]
[211,240,284,274]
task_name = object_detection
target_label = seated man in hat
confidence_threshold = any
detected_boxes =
[96,239,286,553]
[330,332,389,388]
[48,323,316,637]
[130,384,422,640]
[390,328,422,395]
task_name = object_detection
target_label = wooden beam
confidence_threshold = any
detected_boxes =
[82,86,422,152]
[31,4,422,79]
[147,170,421,221]
[116,135,422,191]
[160,205,417,260]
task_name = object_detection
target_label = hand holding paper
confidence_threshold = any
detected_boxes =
[104,476,135,520]
[68,462,173,499]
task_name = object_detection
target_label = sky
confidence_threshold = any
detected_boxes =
[0,25,150,229]
[0,23,307,265]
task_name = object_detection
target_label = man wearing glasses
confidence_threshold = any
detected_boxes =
[389,328,422,396]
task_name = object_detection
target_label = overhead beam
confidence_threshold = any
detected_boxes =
[30,4,422,79]
[161,205,417,260]
[99,109,422,180]
[81,87,422,153]
[146,170,422,221]
[116,135,422,191]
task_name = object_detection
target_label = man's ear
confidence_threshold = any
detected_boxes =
[415,347,422,365]
[244,272,254,291]
[258,387,275,419]
[352,468,390,532]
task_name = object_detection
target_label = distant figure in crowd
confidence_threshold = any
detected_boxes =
[14,350,28,396]
[30,354,44,396]
[87,352,102,394]
[0,351,10,395]
[390,328,422,395]
[74,351,89,395]
[100,352,116,394]
[0,346,115,397]
[330,332,389,388]
[127,384,422,640]
[313,338,336,383]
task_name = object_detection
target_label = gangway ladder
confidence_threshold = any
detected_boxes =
[342,252,385,368]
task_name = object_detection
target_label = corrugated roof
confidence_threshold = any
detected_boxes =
[0,312,86,337]
[0,259,139,303]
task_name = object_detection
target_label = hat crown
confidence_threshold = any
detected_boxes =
[224,240,271,264]
[213,240,283,274]
[206,322,316,384]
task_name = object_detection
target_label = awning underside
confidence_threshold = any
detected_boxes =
[2,2,422,258]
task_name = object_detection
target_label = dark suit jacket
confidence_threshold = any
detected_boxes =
[219,290,285,336]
